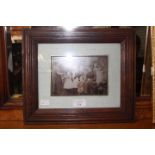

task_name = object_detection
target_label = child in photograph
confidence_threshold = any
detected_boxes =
[52,62,64,95]
[85,65,97,95]
[93,63,103,84]
[72,74,79,95]
[63,71,73,95]
[77,75,85,95]
[93,62,107,94]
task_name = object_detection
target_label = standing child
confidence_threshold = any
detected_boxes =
[77,75,85,95]
[63,71,73,95]
[72,75,79,95]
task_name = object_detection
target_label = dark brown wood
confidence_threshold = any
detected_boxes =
[0,27,9,106]
[23,28,136,124]
[0,27,23,108]
[0,119,153,128]
[136,97,152,120]
[141,26,152,96]
[0,100,152,128]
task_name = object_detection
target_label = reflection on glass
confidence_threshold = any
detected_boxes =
[51,56,108,96]
[8,43,22,95]
[7,28,22,97]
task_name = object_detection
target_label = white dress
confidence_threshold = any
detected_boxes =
[63,73,73,89]
[94,67,104,84]
[73,77,79,88]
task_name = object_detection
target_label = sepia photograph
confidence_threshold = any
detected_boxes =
[51,55,108,96]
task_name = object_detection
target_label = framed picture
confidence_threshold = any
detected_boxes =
[50,55,108,96]
[23,28,135,124]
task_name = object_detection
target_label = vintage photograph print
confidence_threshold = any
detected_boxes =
[51,56,108,96]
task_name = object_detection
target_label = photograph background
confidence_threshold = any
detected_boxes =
[51,56,108,96]
[38,43,121,109]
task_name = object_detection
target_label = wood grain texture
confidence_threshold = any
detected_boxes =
[151,27,155,123]
[0,119,153,129]
[136,97,152,120]
[0,27,9,105]
[23,28,136,124]
[0,27,24,107]
[0,100,152,128]
[141,27,152,96]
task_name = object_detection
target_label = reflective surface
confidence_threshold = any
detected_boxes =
[51,56,108,96]
[5,26,152,100]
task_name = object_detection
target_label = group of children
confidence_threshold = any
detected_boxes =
[52,62,107,96]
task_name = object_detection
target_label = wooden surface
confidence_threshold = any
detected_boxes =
[0,27,9,105]
[141,27,152,96]
[0,119,152,129]
[151,27,155,123]
[0,100,152,128]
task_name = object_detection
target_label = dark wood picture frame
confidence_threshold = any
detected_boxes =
[0,27,9,106]
[0,26,23,109]
[23,28,136,124]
